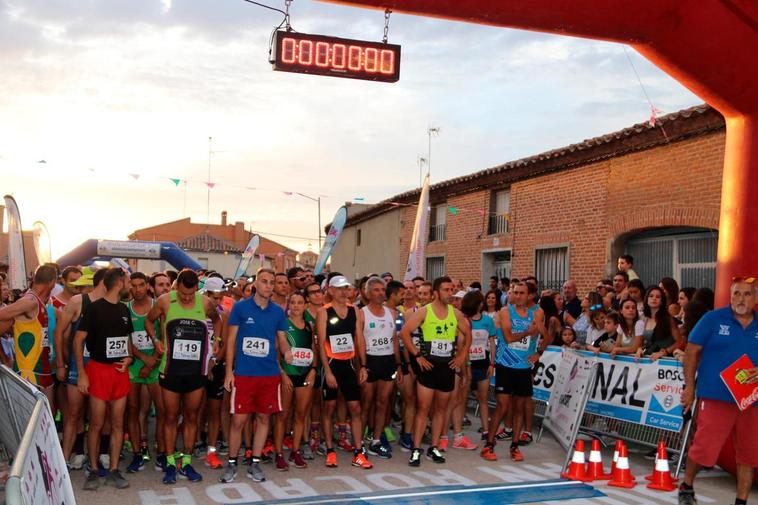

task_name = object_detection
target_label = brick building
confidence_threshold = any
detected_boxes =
[129,211,298,276]
[330,104,724,295]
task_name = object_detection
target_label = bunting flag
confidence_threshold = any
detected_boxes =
[129,173,140,180]
[205,182,215,189]
[234,234,260,279]
[258,253,266,263]
[32,221,52,265]
[4,195,28,290]
[283,191,293,196]
[314,206,347,275]
[475,209,486,216]
[404,175,430,281]
[447,206,459,215]
[170,178,181,186]
[649,106,663,127]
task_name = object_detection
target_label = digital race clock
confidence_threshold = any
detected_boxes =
[272,31,401,83]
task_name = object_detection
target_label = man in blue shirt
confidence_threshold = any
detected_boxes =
[220,268,292,484]
[680,278,758,505]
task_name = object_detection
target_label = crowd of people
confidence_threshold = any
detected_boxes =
[0,254,754,505]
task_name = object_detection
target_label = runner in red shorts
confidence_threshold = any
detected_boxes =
[74,268,134,491]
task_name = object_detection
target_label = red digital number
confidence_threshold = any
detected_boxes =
[299,40,313,65]
[282,38,296,63]
[380,49,394,74]
[333,44,346,68]
[364,47,378,73]
[348,45,362,71]
[315,42,329,67]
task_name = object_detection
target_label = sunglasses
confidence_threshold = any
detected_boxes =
[732,276,756,284]
[589,304,603,311]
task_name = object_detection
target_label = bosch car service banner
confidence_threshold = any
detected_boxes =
[533,347,685,432]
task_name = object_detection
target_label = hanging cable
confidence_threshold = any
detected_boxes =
[623,46,669,141]
[383,9,392,43]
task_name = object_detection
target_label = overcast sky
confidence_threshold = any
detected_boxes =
[0,0,701,258]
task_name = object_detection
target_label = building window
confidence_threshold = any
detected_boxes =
[357,228,362,247]
[197,257,209,269]
[534,246,568,292]
[426,256,445,280]
[429,205,447,242]
[488,189,510,235]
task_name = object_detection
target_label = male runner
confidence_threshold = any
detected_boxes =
[220,268,293,483]
[148,272,172,299]
[399,276,470,467]
[146,269,222,484]
[54,268,106,470]
[0,265,58,406]
[317,275,373,469]
[51,266,83,309]
[481,282,542,462]
[272,272,289,310]
[75,268,133,490]
[287,267,307,294]
[304,281,325,454]
[388,280,416,451]
[126,272,165,473]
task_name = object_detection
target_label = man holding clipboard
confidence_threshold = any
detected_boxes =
[681,277,758,505]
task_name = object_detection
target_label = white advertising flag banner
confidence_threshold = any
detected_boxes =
[404,175,430,281]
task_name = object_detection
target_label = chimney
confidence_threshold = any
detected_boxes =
[221,211,227,226]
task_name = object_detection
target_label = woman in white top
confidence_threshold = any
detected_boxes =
[635,286,682,362]
[610,298,644,357]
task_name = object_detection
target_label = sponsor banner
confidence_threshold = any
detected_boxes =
[533,346,685,432]
[314,206,347,275]
[3,195,28,290]
[404,175,430,281]
[234,234,260,279]
[543,348,595,450]
[97,239,161,259]
[32,221,52,265]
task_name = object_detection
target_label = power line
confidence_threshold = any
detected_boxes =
[250,230,322,242]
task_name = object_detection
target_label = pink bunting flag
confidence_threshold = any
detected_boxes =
[205,182,215,189]
[649,106,663,127]
[129,173,140,180]
[258,253,266,262]
[283,191,293,196]
[475,209,486,216]
[276,252,284,257]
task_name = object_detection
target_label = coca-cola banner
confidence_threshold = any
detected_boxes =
[532,346,685,432]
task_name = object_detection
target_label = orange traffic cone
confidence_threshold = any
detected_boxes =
[647,441,677,491]
[609,439,622,476]
[586,438,611,481]
[645,441,678,483]
[561,440,591,482]
[608,442,636,488]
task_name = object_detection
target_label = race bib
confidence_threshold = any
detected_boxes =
[509,335,530,351]
[329,333,354,354]
[106,336,129,359]
[41,327,50,349]
[242,337,270,358]
[367,335,393,356]
[430,340,453,358]
[131,330,154,351]
[469,329,489,361]
[173,339,201,361]
[291,347,313,367]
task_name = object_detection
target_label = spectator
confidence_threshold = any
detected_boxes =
[587,311,621,355]
[561,280,582,324]
[539,295,561,346]
[553,291,564,314]
[571,291,603,346]
[469,281,482,291]
[602,290,615,310]
[692,287,715,311]
[679,277,758,505]
[612,271,629,310]
[611,298,644,357]
[560,326,576,348]
[627,278,645,317]
[483,290,502,319]
[488,276,502,301]
[617,254,639,281]
[636,286,682,361]
[659,277,681,318]
[499,277,510,306]
[677,287,697,324]
[584,306,607,351]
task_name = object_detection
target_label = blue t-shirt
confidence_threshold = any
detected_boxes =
[470,315,497,367]
[229,297,288,377]
[496,305,537,369]
[688,307,758,405]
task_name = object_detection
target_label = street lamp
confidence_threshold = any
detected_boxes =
[295,192,324,251]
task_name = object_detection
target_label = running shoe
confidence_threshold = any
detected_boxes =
[438,436,449,452]
[380,431,393,452]
[325,451,338,468]
[367,442,392,459]
[301,443,314,460]
[426,446,445,463]
[316,441,328,456]
[218,463,237,483]
[399,433,413,452]
[408,448,421,467]
[496,428,513,440]
[82,472,100,491]
[263,439,274,458]
[242,449,254,466]
[155,453,168,472]
[351,452,373,469]
[105,469,129,489]
[289,451,307,469]
[510,446,524,462]
[123,438,133,454]
[179,463,203,482]
[163,465,177,484]
[452,435,477,451]
[247,462,266,482]
[678,486,697,505]
[518,432,533,446]
[275,453,289,471]
[192,441,208,458]
[127,454,145,473]
[217,441,229,456]
[69,454,86,470]
[140,446,151,462]
[337,438,353,452]
[283,435,294,451]
[205,451,224,469]
[480,445,497,461]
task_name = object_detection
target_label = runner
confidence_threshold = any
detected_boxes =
[399,276,470,467]
[200,276,229,470]
[220,268,293,483]
[304,282,324,457]
[125,272,165,473]
[272,272,289,310]
[273,290,318,470]
[360,277,403,459]
[51,266,82,309]
[75,268,133,490]
[0,265,58,406]
[146,269,222,484]
[148,272,172,299]
[481,281,542,462]
[387,280,414,451]
[53,268,104,469]
[317,275,373,469]
[287,267,307,294]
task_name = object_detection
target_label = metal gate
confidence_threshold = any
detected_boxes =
[625,229,717,290]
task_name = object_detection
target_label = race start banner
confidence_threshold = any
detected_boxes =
[534,346,685,432]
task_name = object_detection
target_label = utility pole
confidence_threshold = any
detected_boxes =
[417,155,427,188]
[427,126,440,180]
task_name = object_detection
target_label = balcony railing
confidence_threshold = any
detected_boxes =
[429,223,447,242]
[488,214,509,235]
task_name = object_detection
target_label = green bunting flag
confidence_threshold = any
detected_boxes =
[448,206,458,215]
[170,178,181,186]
